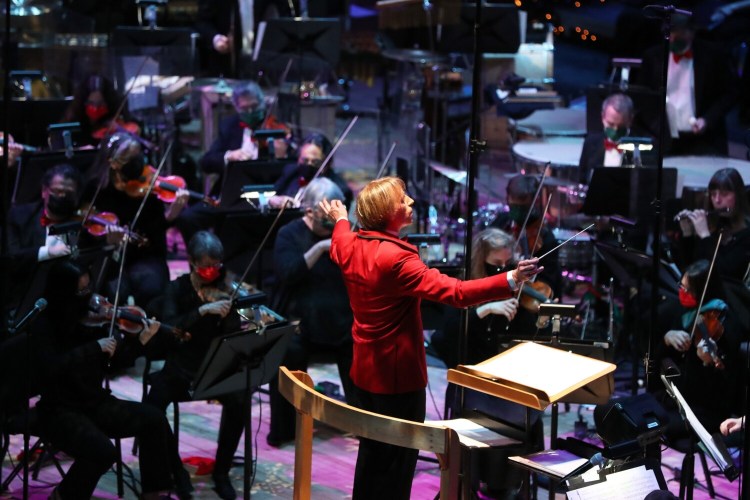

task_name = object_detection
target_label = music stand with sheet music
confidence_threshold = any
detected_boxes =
[218,160,287,211]
[448,341,616,498]
[191,320,297,500]
[565,458,669,498]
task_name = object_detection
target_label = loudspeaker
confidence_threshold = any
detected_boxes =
[594,393,670,446]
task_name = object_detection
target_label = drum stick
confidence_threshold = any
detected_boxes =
[537,224,595,261]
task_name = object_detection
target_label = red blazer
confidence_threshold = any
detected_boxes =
[330,219,514,394]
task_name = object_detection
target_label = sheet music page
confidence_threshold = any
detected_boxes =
[428,418,521,448]
[566,465,661,499]
[669,384,732,470]
[464,342,615,400]
[509,449,588,478]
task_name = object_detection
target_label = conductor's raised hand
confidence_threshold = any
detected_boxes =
[319,198,347,223]
[512,258,543,284]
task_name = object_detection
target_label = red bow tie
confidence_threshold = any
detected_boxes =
[604,139,620,152]
[672,49,693,64]
[239,122,251,129]
[40,213,54,227]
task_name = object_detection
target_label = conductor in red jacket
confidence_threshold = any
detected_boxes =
[320,176,542,499]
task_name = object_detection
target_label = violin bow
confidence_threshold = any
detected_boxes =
[687,232,724,340]
[260,58,294,130]
[510,165,549,257]
[349,141,397,232]
[105,141,174,339]
[292,115,359,206]
[514,192,553,302]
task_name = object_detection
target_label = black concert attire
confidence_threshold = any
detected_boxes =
[272,163,353,208]
[86,182,170,306]
[267,217,355,444]
[677,221,750,281]
[32,310,174,498]
[639,39,736,156]
[654,298,742,437]
[577,131,654,184]
[145,273,246,483]
[195,0,262,77]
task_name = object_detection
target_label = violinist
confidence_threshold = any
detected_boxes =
[61,74,139,147]
[266,178,356,447]
[491,174,561,321]
[674,168,750,281]
[268,133,353,209]
[656,259,742,436]
[30,259,175,500]
[84,133,189,305]
[144,231,245,500]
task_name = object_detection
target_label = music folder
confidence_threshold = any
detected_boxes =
[447,341,616,411]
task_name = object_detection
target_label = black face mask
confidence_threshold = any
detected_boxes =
[508,204,539,225]
[119,156,144,181]
[46,193,78,218]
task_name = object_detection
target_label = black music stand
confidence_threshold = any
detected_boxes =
[582,167,677,220]
[218,160,287,211]
[192,322,296,500]
[438,4,521,54]
[257,18,341,79]
[12,149,99,205]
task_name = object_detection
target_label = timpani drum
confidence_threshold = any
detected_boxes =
[665,155,750,196]
[515,108,587,138]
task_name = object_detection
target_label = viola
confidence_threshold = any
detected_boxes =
[692,308,726,369]
[81,293,191,342]
[78,209,149,247]
[120,165,219,207]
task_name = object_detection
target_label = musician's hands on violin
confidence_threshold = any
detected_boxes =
[212,34,231,54]
[665,329,692,352]
[512,258,543,284]
[165,188,190,222]
[477,299,518,321]
[199,299,232,318]
[98,337,117,357]
[40,236,72,260]
[320,198,348,223]
[696,338,721,367]
[225,148,254,163]
[105,224,128,246]
[138,318,161,346]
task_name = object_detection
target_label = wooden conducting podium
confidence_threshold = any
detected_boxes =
[447,341,616,497]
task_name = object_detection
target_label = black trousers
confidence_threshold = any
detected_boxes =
[350,385,426,500]
[39,396,173,499]
[268,336,356,443]
[145,365,248,476]
[104,256,170,308]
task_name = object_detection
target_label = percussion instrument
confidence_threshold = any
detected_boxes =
[515,108,587,138]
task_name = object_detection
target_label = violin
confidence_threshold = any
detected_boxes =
[81,293,191,342]
[78,209,149,247]
[119,165,219,207]
[519,280,553,313]
[512,218,545,257]
[692,308,726,369]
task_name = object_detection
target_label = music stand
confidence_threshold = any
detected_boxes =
[12,149,99,205]
[257,18,341,78]
[192,322,297,500]
[218,160,287,211]
[437,4,521,54]
[582,167,677,220]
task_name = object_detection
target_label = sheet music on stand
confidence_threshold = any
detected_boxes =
[566,459,667,499]
[664,379,740,480]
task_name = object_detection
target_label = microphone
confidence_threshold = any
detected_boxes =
[558,452,607,487]
[643,4,693,17]
[12,298,48,334]
[63,130,74,159]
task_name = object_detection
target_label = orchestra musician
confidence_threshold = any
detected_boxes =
[491,174,561,324]
[578,93,640,184]
[31,259,174,500]
[639,14,736,156]
[61,74,139,147]
[655,259,742,436]
[86,133,189,305]
[266,178,356,447]
[145,231,246,500]
[320,176,542,500]
[674,168,750,281]
[268,133,353,209]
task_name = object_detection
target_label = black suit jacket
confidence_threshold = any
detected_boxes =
[7,200,45,270]
[200,114,245,177]
[578,132,643,184]
[639,39,736,155]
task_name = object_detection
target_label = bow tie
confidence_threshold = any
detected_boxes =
[604,139,620,152]
[40,213,54,227]
[239,122,252,130]
[672,49,693,64]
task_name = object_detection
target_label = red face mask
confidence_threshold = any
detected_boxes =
[85,103,109,122]
[195,264,222,283]
[679,288,698,308]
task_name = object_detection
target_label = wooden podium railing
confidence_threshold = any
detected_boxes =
[278,367,462,500]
